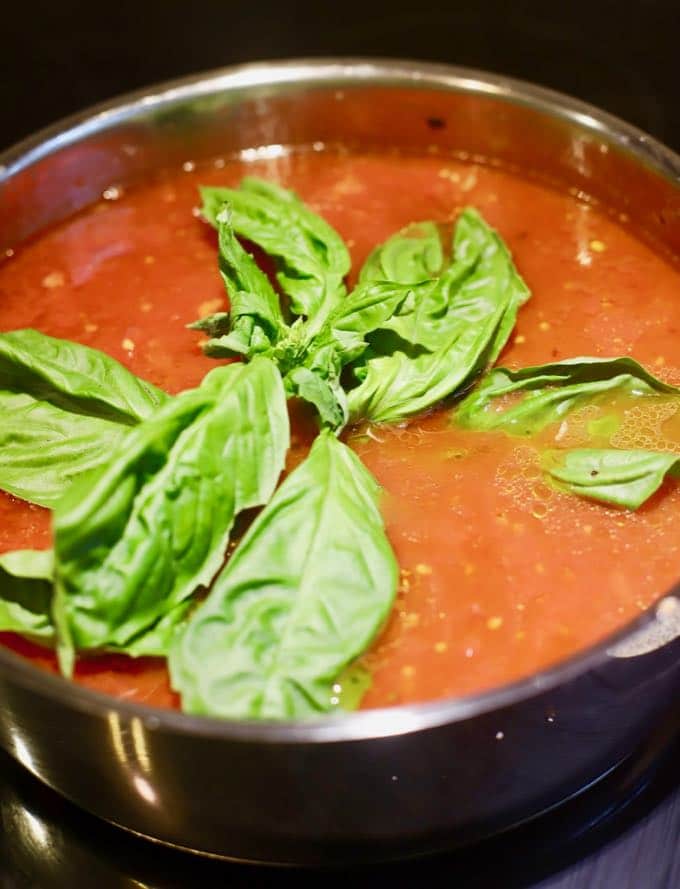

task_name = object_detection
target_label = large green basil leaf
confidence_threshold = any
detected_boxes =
[0,391,128,508]
[169,430,398,720]
[544,448,680,509]
[53,357,289,674]
[456,357,678,435]
[0,329,166,424]
[347,209,530,423]
[0,550,54,640]
[200,178,350,330]
[0,330,168,506]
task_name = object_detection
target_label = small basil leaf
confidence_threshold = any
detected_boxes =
[359,221,445,284]
[347,209,530,423]
[456,357,678,434]
[286,366,348,431]
[0,329,166,424]
[53,357,289,673]
[544,448,680,509]
[0,550,54,641]
[200,178,350,329]
[328,280,418,357]
[169,430,398,720]
[214,209,284,337]
[195,208,285,360]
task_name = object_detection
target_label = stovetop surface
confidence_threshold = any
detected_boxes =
[1,2,679,886]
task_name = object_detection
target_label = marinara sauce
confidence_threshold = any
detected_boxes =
[0,150,678,710]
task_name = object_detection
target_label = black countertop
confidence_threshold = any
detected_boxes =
[1,2,678,885]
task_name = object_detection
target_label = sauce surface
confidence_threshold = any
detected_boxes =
[1,150,679,710]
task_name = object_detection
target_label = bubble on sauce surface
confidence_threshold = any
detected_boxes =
[610,400,680,453]
[553,404,600,448]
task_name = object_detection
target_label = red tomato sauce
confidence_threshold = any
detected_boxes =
[0,150,679,710]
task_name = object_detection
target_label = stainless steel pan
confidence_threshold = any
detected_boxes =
[0,59,678,865]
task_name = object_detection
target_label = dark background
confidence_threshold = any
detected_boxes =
[1,1,678,887]
[1,0,679,152]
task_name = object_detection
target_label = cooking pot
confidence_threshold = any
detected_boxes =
[0,59,678,864]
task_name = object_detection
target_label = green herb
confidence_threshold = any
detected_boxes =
[53,357,289,674]
[0,330,167,506]
[359,221,445,284]
[544,448,680,509]
[169,430,398,720]
[334,662,373,711]
[116,601,195,658]
[189,208,284,360]
[200,177,351,330]
[197,200,529,430]
[0,329,166,423]
[0,392,128,508]
[196,185,350,428]
[455,357,678,434]
[0,550,54,641]
[346,208,530,423]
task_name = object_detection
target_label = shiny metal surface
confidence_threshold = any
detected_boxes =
[0,59,678,863]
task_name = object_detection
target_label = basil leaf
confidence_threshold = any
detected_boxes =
[347,209,530,423]
[328,280,419,357]
[190,206,285,360]
[456,357,678,435]
[115,601,194,658]
[0,330,168,506]
[0,391,129,508]
[286,365,348,430]
[53,357,289,674]
[169,430,398,720]
[200,178,350,329]
[0,550,54,640]
[0,329,166,424]
[334,662,373,711]
[197,201,350,428]
[359,221,445,284]
[544,448,680,509]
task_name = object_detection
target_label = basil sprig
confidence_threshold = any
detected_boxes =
[0,330,168,506]
[200,177,351,329]
[196,182,530,429]
[169,430,398,719]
